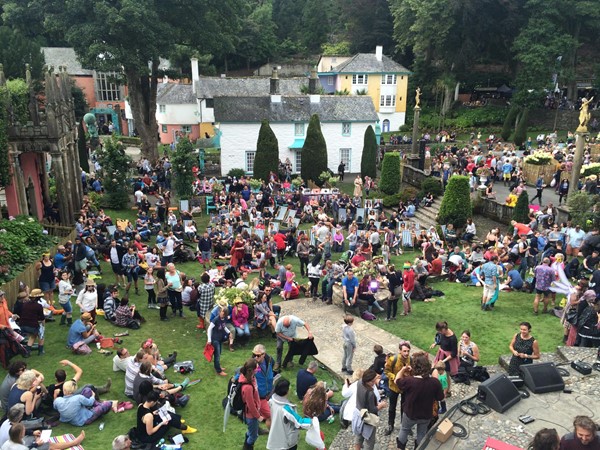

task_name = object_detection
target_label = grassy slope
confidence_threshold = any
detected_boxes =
[8,201,562,449]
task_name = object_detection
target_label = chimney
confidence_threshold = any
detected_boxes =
[375,46,383,62]
[270,68,281,103]
[308,68,320,103]
[191,57,199,94]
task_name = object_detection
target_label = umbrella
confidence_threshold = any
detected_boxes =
[223,395,231,432]
[203,342,214,362]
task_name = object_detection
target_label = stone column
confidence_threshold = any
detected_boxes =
[411,107,421,154]
[61,151,75,222]
[70,142,84,209]
[12,152,28,216]
[39,153,51,208]
[51,152,69,224]
[569,132,587,202]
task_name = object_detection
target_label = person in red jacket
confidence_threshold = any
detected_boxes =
[230,234,246,269]
[240,358,263,450]
[273,232,287,263]
[402,262,415,316]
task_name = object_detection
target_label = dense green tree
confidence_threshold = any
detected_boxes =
[513,109,529,146]
[171,138,196,200]
[501,106,519,142]
[301,114,327,183]
[339,0,395,54]
[0,27,44,80]
[361,126,377,179]
[77,121,89,173]
[437,175,471,228]
[95,137,132,209]
[253,120,279,182]
[301,0,331,53]
[512,190,530,224]
[379,152,401,195]
[24,0,241,161]
[235,1,278,70]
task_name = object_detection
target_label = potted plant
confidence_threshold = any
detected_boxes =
[291,177,303,191]
[249,178,262,192]
[328,176,339,187]
[476,166,491,189]
[211,181,224,194]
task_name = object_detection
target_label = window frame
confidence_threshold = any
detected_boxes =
[339,148,351,172]
[295,151,302,174]
[158,104,166,114]
[161,124,168,133]
[379,95,396,107]
[95,72,122,102]
[352,74,368,85]
[245,151,256,174]
[342,122,351,136]
[381,74,397,85]
[294,122,304,136]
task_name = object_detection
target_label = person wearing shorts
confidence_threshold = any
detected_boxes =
[109,240,126,288]
[566,224,586,258]
[58,271,74,325]
[36,252,56,306]
[282,264,294,301]
[480,256,499,310]
[197,232,212,269]
[121,247,140,295]
[533,258,554,315]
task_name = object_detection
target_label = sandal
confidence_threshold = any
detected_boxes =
[229,345,235,352]
[114,332,129,337]
[98,349,113,355]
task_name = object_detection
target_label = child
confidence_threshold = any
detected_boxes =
[143,267,157,309]
[341,315,356,375]
[402,262,415,315]
[283,264,295,301]
[381,242,390,265]
[433,360,451,414]
[369,344,386,375]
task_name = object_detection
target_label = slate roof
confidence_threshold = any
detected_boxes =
[156,83,196,105]
[332,53,410,74]
[196,77,305,99]
[214,96,378,123]
[42,47,93,76]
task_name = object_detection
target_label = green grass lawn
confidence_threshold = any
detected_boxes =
[12,201,563,449]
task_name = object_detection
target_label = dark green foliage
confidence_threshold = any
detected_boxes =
[171,138,197,200]
[71,82,88,120]
[0,88,9,188]
[405,106,506,131]
[77,121,89,173]
[0,27,45,80]
[383,186,419,207]
[95,138,132,209]
[567,192,600,231]
[361,126,377,178]
[301,114,328,183]
[419,177,443,197]
[227,168,246,178]
[512,191,529,224]
[379,152,401,195]
[514,109,529,146]
[501,106,519,141]
[253,120,279,182]
[437,175,471,228]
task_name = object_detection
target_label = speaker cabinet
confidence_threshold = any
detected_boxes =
[519,362,565,394]
[477,374,521,413]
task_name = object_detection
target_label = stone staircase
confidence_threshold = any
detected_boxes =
[406,198,441,230]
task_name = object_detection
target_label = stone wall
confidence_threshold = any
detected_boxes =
[402,163,438,189]
[528,108,600,131]
[476,195,515,225]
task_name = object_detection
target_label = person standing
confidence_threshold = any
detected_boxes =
[76,279,98,323]
[402,263,415,316]
[533,258,555,315]
[353,369,387,450]
[121,247,140,296]
[58,271,74,326]
[36,252,56,306]
[252,344,274,432]
[558,179,570,206]
[196,273,215,330]
[240,358,263,450]
[386,264,403,321]
[267,378,311,450]
[165,263,184,317]
[431,321,459,376]
[384,341,411,436]
[296,236,310,278]
[341,315,356,375]
[508,322,540,376]
[353,175,363,198]
[338,161,346,181]
[480,256,499,310]
[207,307,231,377]
[531,175,545,206]
[394,352,444,450]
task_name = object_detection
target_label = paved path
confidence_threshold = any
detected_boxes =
[490,182,562,208]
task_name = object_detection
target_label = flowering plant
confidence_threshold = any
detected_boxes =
[352,260,380,280]
[291,177,304,188]
[581,163,600,178]
[249,178,263,190]
[476,166,491,177]
[211,181,224,193]
[213,286,256,306]
[523,151,553,166]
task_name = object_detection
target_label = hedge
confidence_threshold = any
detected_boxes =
[379,152,401,195]
[437,175,471,228]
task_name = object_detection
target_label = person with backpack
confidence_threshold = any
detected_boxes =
[240,358,263,450]
[252,344,274,432]
[383,341,411,436]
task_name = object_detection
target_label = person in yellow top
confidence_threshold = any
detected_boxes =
[505,191,518,208]
[383,341,412,436]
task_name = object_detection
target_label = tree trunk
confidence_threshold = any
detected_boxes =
[125,61,159,162]
[566,22,580,102]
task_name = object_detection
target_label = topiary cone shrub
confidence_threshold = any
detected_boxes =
[361,125,377,178]
[379,152,401,195]
[501,106,519,142]
[301,114,328,184]
[512,190,529,224]
[253,119,279,182]
[437,175,472,228]
[514,108,529,147]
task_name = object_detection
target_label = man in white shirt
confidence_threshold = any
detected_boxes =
[113,347,133,372]
[161,232,176,265]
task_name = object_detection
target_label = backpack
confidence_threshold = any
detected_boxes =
[223,371,252,418]
[361,311,377,321]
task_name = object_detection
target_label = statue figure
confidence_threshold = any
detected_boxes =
[83,113,98,138]
[415,87,421,109]
[577,97,594,133]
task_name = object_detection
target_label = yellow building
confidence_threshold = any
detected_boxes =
[317,46,411,132]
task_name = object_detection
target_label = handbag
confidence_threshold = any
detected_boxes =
[565,308,578,326]
[359,408,379,426]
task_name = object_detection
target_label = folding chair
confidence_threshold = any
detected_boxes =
[287,210,297,219]
[337,208,347,224]
[402,230,414,249]
[355,208,365,224]
[271,222,280,232]
[180,199,189,212]
[293,217,301,228]
[106,225,117,237]
[309,230,316,246]
[205,196,216,213]
[275,206,288,221]
[255,228,265,240]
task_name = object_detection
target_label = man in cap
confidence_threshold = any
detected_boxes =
[66,312,99,350]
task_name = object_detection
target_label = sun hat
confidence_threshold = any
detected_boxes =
[81,312,92,322]
[29,289,44,298]
[233,297,244,305]
[216,298,228,308]
[85,279,96,287]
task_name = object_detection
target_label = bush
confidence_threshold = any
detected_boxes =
[383,193,401,208]
[501,106,519,141]
[301,114,328,183]
[513,191,529,224]
[361,126,377,178]
[253,120,279,182]
[437,176,472,228]
[113,135,142,146]
[227,168,246,179]
[514,108,529,146]
[379,152,401,195]
[171,138,196,200]
[382,187,420,208]
[95,137,132,209]
[0,216,56,283]
[419,177,443,197]
[567,192,600,231]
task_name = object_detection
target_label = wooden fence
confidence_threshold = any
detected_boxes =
[1,225,76,309]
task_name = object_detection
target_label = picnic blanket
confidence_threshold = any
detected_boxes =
[48,434,84,450]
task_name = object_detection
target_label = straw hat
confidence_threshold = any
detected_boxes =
[216,299,228,308]
[85,279,96,287]
[81,312,92,322]
[29,289,44,298]
[233,297,244,305]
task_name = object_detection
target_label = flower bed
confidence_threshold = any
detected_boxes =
[581,162,600,178]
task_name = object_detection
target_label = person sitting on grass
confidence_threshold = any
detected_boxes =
[53,380,120,426]
[114,297,143,330]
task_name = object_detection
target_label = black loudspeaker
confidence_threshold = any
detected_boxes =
[418,140,426,170]
[519,362,565,394]
[477,374,521,413]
